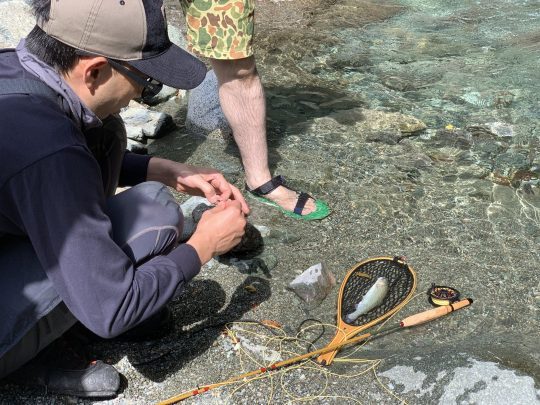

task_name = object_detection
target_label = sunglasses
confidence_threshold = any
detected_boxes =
[106,58,163,100]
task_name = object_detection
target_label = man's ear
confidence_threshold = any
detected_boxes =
[82,57,110,92]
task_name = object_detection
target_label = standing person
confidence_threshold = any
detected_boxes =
[180,0,331,220]
[0,0,248,398]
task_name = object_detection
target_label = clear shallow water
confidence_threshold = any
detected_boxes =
[0,2,538,403]
[254,0,540,377]
[308,0,539,137]
[155,0,540,394]
[148,2,540,384]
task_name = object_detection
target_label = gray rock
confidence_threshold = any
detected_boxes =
[288,263,336,309]
[167,24,188,50]
[126,138,147,154]
[120,106,173,140]
[186,70,232,140]
[125,125,145,142]
[142,85,183,106]
[179,196,212,218]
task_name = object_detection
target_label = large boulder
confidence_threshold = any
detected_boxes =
[186,70,232,141]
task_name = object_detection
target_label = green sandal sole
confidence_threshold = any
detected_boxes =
[247,193,331,220]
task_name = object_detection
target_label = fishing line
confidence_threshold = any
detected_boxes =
[158,299,472,404]
[224,329,331,404]
[295,318,325,352]
[211,321,390,404]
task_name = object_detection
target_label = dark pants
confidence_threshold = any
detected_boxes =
[0,117,183,378]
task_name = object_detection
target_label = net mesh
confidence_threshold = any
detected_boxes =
[340,258,415,326]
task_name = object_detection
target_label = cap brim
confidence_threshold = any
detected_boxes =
[129,43,207,90]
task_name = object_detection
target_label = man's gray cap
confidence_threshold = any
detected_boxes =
[37,0,206,89]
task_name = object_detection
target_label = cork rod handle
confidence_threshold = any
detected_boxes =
[400,298,473,328]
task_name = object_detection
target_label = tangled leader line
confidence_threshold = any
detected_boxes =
[220,320,398,404]
[160,304,420,405]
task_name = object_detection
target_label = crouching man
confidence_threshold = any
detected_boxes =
[0,0,248,397]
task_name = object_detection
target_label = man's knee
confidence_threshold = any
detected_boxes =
[210,56,258,84]
[124,182,183,231]
[106,182,184,261]
[146,182,182,226]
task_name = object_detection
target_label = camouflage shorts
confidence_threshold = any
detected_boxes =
[179,0,255,60]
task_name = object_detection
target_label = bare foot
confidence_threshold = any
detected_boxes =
[256,185,317,215]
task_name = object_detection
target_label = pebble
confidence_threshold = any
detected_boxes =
[120,107,173,140]
[487,122,514,138]
[254,225,271,237]
[288,263,336,309]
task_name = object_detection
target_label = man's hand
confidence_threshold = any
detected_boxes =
[147,157,249,214]
[186,200,247,264]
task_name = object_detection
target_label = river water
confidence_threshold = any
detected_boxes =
[152,1,540,385]
[314,0,539,136]
[0,1,537,403]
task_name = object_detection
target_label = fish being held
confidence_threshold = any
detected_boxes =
[345,277,389,323]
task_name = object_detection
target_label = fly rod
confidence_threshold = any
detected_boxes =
[157,298,473,404]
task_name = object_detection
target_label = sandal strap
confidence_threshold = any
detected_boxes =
[247,175,286,196]
[294,192,310,215]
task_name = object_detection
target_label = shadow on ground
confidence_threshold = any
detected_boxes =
[89,276,272,383]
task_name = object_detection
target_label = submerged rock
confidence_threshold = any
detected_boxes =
[332,108,427,135]
[487,122,514,138]
[429,128,472,149]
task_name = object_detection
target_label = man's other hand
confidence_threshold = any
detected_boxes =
[186,200,247,264]
[147,157,249,214]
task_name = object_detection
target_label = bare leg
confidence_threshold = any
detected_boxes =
[210,56,316,214]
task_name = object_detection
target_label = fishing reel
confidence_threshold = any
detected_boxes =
[427,284,460,306]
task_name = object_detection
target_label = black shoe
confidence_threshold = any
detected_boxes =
[6,335,120,398]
